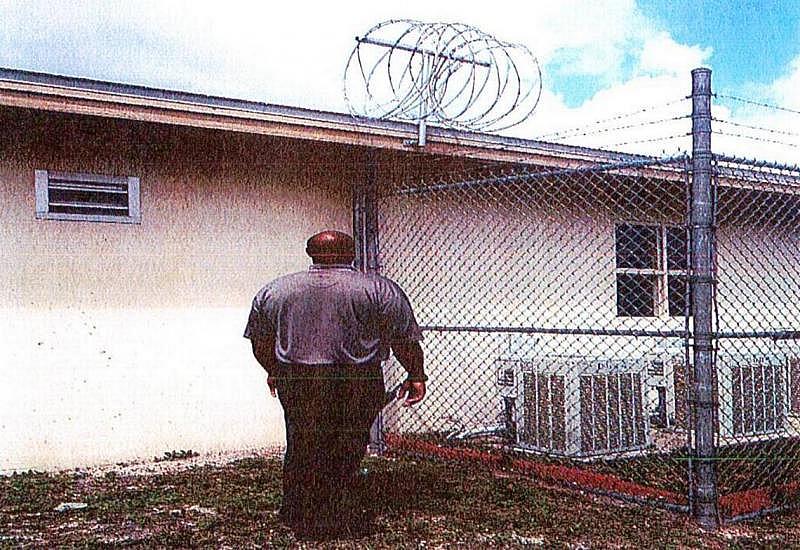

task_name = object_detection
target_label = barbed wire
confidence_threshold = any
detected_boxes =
[534,97,689,141]
[715,93,800,117]
[711,118,800,140]
[546,115,691,142]
[712,129,800,149]
[606,132,691,149]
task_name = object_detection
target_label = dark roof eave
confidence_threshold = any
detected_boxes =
[0,66,648,164]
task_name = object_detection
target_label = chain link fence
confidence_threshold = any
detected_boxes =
[367,149,800,523]
[375,156,695,512]
[713,156,800,520]
[355,68,800,525]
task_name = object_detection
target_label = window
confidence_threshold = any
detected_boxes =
[614,223,689,317]
[35,170,141,224]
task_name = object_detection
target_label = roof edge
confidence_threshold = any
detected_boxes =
[0,66,649,165]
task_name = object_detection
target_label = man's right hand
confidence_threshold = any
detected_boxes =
[397,379,426,407]
[252,339,280,399]
[267,375,278,398]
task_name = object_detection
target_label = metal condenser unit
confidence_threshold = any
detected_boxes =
[717,352,790,439]
[497,356,651,457]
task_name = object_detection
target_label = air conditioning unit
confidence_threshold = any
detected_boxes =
[499,356,651,457]
[717,352,790,439]
[646,347,690,429]
[790,355,800,415]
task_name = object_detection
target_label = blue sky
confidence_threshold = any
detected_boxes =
[0,0,798,158]
[544,0,800,107]
[640,0,800,91]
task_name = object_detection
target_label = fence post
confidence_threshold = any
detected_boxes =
[354,148,385,453]
[364,150,380,273]
[353,149,380,273]
[690,67,719,529]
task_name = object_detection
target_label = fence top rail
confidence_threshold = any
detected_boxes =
[713,155,800,195]
[714,155,800,175]
[417,326,800,340]
[391,154,689,196]
[419,325,689,338]
[716,330,800,340]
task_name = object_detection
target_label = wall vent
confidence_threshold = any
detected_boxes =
[35,170,141,224]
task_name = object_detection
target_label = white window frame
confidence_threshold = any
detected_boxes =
[35,170,141,224]
[614,222,688,318]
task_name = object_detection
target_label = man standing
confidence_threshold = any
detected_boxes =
[244,230,427,536]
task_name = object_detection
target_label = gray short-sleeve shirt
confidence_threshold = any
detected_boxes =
[244,265,421,365]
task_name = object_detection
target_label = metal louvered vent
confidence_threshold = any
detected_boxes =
[516,357,650,458]
[718,353,790,439]
[35,170,141,224]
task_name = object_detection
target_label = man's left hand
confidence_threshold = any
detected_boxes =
[397,380,426,406]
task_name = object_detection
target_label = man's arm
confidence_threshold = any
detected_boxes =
[392,340,426,406]
[251,337,281,398]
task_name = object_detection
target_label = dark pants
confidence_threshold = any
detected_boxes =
[276,363,385,534]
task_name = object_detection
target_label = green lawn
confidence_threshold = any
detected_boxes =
[0,454,797,548]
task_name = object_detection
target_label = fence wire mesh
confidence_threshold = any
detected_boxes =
[358,70,800,526]
[712,156,800,520]
[375,155,695,511]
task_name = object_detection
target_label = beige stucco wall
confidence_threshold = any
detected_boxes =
[0,107,359,471]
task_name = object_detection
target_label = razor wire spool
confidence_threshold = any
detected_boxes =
[344,20,542,145]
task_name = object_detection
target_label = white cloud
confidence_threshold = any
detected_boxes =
[499,2,713,156]
[639,32,712,76]
[765,54,800,111]
[0,0,658,104]
[513,73,694,157]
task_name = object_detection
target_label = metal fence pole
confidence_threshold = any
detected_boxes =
[364,150,380,273]
[353,168,364,271]
[353,149,380,272]
[354,149,385,453]
[690,67,719,529]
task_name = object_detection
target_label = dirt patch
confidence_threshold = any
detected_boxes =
[68,446,284,479]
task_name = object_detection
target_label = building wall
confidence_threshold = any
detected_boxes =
[0,107,359,471]
[4,106,798,465]
[717,221,800,333]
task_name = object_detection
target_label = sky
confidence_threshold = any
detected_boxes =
[1,0,799,161]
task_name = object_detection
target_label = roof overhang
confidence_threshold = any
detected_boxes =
[4,68,798,195]
[0,67,646,170]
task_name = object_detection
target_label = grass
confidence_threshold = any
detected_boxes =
[1,454,800,548]
[402,431,800,516]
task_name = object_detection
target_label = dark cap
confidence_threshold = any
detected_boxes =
[306,230,355,262]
